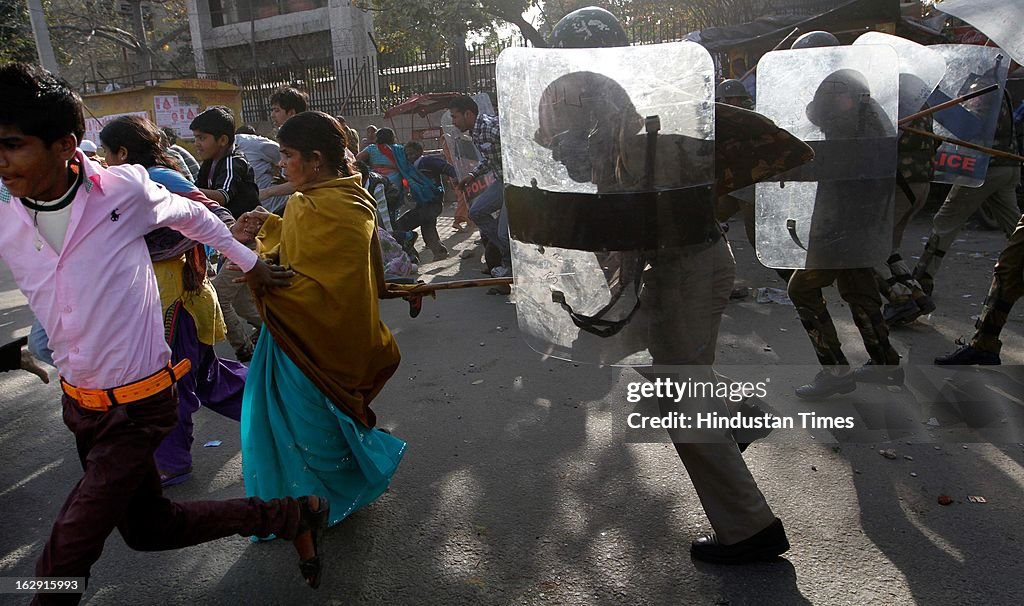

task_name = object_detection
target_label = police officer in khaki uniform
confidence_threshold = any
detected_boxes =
[540,7,791,564]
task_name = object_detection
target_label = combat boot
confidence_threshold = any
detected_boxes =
[795,369,856,400]
[917,272,934,297]
[934,338,1001,366]
[851,360,905,385]
[883,298,920,326]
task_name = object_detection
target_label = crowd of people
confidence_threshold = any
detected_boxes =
[1,4,1023,603]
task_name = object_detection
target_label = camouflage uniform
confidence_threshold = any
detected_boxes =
[873,115,940,321]
[787,77,901,390]
[968,213,1024,354]
[914,93,1022,294]
[714,189,756,246]
[715,104,808,283]
[712,100,758,247]
[789,268,901,369]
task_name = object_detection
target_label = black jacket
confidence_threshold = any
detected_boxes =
[196,146,259,218]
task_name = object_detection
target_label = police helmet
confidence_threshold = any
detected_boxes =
[791,31,840,50]
[549,6,629,49]
[715,79,751,101]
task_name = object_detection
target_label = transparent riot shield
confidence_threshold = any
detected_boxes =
[754,45,899,270]
[497,42,716,365]
[853,32,947,119]
[935,0,1024,68]
[927,45,1010,187]
[441,93,498,204]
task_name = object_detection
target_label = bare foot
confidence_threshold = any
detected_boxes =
[292,495,318,563]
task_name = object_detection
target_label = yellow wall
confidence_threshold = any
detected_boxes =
[82,80,242,157]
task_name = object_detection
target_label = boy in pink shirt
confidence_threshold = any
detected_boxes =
[0,63,329,603]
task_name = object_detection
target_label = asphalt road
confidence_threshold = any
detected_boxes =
[1,213,1022,605]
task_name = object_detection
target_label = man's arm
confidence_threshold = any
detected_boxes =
[198,188,227,204]
[260,182,296,201]
[142,170,259,272]
[421,156,459,180]
[143,176,294,291]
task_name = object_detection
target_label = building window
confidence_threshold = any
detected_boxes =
[210,0,328,28]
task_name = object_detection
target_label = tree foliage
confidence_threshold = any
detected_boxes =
[366,0,514,61]
[363,0,765,58]
[38,0,193,86]
[0,0,40,64]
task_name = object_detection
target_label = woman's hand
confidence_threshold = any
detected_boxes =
[231,207,273,243]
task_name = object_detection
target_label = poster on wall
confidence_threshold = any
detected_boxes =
[153,95,200,139]
[83,111,150,148]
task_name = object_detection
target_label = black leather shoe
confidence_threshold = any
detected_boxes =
[795,370,856,400]
[691,518,790,564]
[934,339,1001,366]
[851,362,904,385]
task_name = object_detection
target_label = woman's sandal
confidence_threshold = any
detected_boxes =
[295,495,330,589]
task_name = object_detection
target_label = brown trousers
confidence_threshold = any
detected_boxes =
[640,239,777,545]
[33,386,303,605]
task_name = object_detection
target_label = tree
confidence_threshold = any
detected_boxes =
[0,0,42,64]
[363,0,546,56]
[43,0,192,86]
[364,0,749,55]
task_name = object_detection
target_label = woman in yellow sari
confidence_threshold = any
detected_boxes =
[241,112,406,578]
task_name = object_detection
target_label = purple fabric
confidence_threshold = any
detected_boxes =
[154,304,248,475]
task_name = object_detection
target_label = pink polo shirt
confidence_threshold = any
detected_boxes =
[0,152,258,389]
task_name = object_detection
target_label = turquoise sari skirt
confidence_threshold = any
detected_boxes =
[242,329,406,527]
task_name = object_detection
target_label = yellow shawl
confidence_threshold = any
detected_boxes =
[255,174,400,427]
[153,256,225,346]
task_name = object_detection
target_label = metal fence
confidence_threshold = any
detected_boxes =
[78,4,851,119]
[235,56,379,124]
[221,3,848,121]
[232,41,519,122]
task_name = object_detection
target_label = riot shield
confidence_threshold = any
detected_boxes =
[935,0,1024,68]
[927,45,1009,187]
[441,93,498,205]
[853,32,947,119]
[497,42,716,365]
[754,45,899,270]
